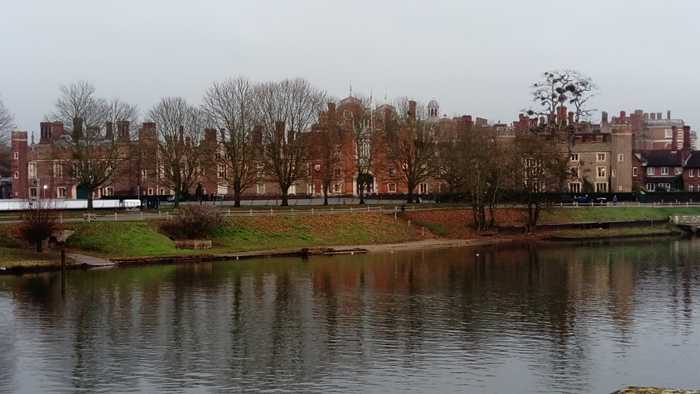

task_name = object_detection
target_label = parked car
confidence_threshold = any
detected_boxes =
[572,195,589,203]
[167,195,182,202]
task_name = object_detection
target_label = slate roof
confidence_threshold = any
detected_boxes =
[636,150,683,167]
[684,152,700,168]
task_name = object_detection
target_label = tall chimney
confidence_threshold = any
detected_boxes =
[409,100,417,121]
[683,126,691,150]
[657,112,662,120]
[601,111,608,123]
[650,113,656,120]
[667,110,671,120]
[106,122,114,140]
[619,111,626,124]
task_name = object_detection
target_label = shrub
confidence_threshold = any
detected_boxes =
[158,205,224,240]
[19,200,63,253]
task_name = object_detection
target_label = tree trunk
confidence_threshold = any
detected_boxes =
[358,184,365,205]
[87,188,94,210]
[323,183,329,206]
[234,182,242,208]
[281,188,289,206]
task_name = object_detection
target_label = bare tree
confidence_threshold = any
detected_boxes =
[256,79,327,206]
[433,121,468,195]
[61,117,129,209]
[503,133,568,233]
[345,95,383,205]
[0,95,16,176]
[148,97,205,208]
[201,77,260,207]
[46,80,140,136]
[525,70,598,144]
[388,99,436,203]
[310,101,346,205]
[47,80,108,132]
[20,199,63,253]
[462,125,504,232]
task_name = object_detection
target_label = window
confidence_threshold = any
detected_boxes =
[618,154,624,162]
[675,167,682,175]
[691,169,695,178]
[334,149,341,159]
[633,167,638,177]
[333,168,341,177]
[665,129,673,138]
[141,170,148,181]
[218,164,226,178]
[570,154,579,162]
[333,183,342,193]
[388,183,396,193]
[53,162,63,178]
[257,184,265,194]
[218,183,228,195]
[13,152,18,160]
[661,167,669,175]
[690,184,695,192]
[28,162,37,178]
[389,167,396,177]
[597,153,606,161]
[570,167,579,178]
[646,183,656,191]
[569,183,581,193]
[647,167,655,176]
[419,183,428,194]
[58,187,66,198]
[148,188,154,196]
[595,183,608,192]
[160,188,165,195]
[597,166,606,178]
[105,187,114,196]
[659,183,671,191]
[611,169,616,178]
[29,187,37,197]
[13,171,19,179]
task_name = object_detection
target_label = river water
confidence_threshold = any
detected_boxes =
[2,237,700,393]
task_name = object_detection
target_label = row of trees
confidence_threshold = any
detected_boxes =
[4,69,594,232]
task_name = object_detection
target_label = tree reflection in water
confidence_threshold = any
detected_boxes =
[2,237,700,393]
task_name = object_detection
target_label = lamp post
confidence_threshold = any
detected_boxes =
[43,185,47,199]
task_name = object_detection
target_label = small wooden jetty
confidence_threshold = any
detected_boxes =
[612,387,700,394]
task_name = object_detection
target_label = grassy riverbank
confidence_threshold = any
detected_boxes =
[1,205,699,269]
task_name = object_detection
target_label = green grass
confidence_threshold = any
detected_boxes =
[545,223,680,240]
[0,248,63,269]
[539,206,700,224]
[64,221,195,257]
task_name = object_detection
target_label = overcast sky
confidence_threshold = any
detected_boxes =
[2,0,699,135]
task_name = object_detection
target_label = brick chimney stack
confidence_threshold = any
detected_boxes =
[682,126,692,163]
[117,121,130,142]
[619,111,626,124]
[601,111,608,123]
[409,100,417,121]
[40,122,51,142]
[567,111,574,125]
[668,110,671,120]
[650,113,656,120]
[106,122,114,140]
[328,102,336,123]
[657,112,662,120]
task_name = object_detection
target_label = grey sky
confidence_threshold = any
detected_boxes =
[2,0,699,134]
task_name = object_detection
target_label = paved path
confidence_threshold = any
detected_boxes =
[65,253,115,267]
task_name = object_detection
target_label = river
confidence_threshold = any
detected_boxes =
[1,237,700,393]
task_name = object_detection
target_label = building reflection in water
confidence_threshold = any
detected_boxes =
[1,236,700,393]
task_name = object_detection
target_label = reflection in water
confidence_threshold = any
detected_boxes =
[1,237,700,393]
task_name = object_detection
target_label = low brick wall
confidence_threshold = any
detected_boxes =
[174,239,212,250]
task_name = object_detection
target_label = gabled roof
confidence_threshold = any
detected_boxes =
[684,152,700,168]
[636,150,683,167]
